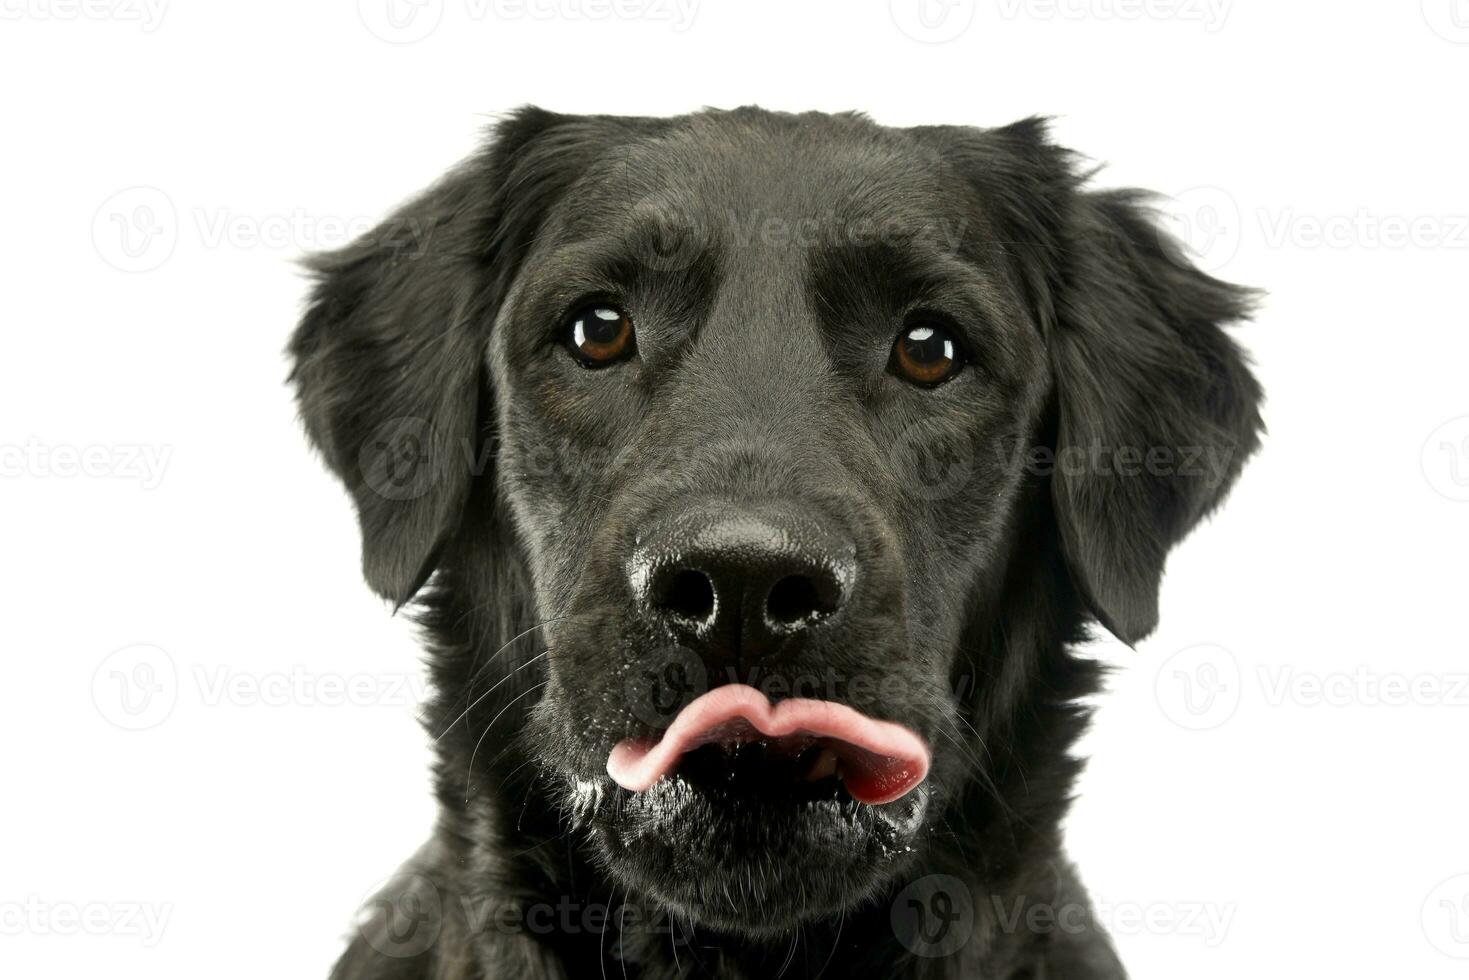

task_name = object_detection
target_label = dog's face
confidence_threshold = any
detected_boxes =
[492,120,1052,930]
[291,108,1260,938]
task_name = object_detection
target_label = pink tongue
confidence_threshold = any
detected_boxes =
[607,685,930,806]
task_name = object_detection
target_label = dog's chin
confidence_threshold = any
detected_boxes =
[577,773,930,936]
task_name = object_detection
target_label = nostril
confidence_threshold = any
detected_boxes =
[765,573,838,627]
[657,568,716,623]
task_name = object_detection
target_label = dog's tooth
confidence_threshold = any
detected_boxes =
[804,748,839,782]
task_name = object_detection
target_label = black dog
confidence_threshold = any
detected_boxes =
[290,106,1261,979]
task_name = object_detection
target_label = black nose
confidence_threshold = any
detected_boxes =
[628,504,856,666]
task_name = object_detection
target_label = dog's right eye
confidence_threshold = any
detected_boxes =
[565,304,636,368]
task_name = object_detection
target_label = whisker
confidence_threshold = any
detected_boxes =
[776,921,799,977]
[814,906,844,980]
[452,613,568,697]
[464,680,548,802]
[435,649,550,741]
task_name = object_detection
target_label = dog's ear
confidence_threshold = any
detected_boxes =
[915,118,1263,645]
[1047,188,1262,645]
[289,107,657,606]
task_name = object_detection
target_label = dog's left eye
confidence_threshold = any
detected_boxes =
[566,304,635,367]
[890,321,963,387]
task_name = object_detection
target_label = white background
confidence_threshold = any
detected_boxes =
[2,2,1467,977]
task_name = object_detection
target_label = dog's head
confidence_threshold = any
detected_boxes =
[291,107,1260,937]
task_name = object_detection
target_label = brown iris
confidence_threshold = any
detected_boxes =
[890,322,962,386]
[567,304,635,367]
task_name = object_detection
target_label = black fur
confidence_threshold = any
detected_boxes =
[289,106,1262,979]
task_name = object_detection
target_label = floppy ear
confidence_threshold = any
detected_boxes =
[289,107,646,606]
[1048,188,1263,645]
[914,117,1263,645]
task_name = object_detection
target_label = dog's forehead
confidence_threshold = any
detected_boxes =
[563,113,960,241]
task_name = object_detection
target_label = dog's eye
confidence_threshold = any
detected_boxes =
[890,321,963,387]
[566,304,635,367]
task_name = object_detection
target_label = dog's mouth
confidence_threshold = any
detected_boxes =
[577,683,933,933]
[607,684,930,805]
